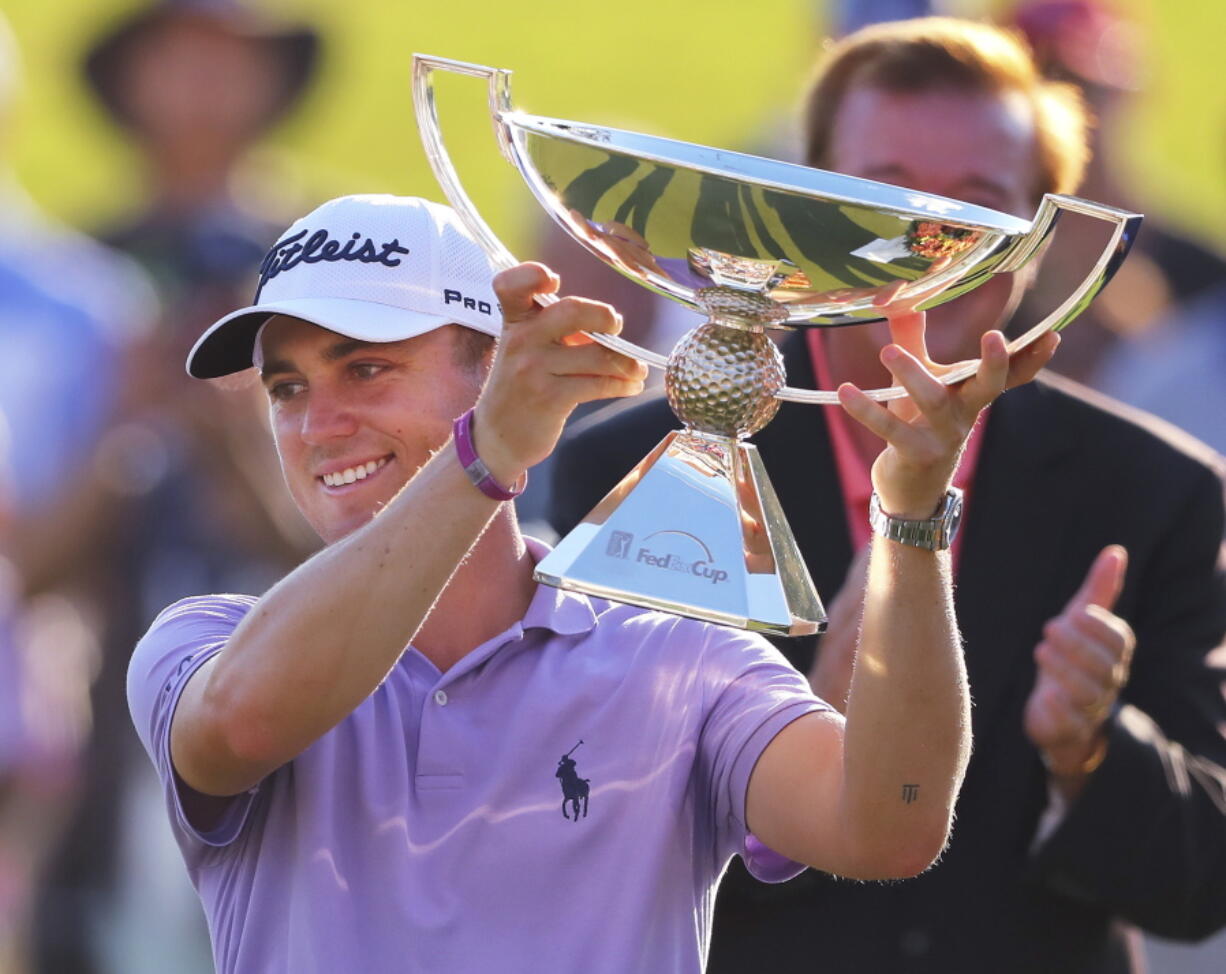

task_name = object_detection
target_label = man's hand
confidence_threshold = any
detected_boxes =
[474,263,648,484]
[1024,545,1135,795]
[836,306,1057,517]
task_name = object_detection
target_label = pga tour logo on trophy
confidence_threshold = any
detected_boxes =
[411,54,1141,636]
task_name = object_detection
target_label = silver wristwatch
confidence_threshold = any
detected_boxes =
[868,488,964,551]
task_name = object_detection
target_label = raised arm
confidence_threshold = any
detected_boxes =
[170,265,647,798]
[745,322,1058,880]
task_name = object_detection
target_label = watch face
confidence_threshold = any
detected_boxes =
[946,493,964,543]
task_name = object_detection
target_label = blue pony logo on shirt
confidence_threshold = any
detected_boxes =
[556,740,590,821]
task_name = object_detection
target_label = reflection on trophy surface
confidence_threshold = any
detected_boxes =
[411,54,1141,635]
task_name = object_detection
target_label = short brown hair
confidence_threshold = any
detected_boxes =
[802,17,1090,201]
[450,325,496,374]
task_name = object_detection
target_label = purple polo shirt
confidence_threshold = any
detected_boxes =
[128,541,829,974]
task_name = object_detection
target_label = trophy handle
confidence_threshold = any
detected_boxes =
[411,53,669,371]
[775,194,1143,404]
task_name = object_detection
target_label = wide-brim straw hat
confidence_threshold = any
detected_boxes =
[83,0,322,131]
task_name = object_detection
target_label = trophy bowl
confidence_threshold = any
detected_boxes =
[412,54,1141,636]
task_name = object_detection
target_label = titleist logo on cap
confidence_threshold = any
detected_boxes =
[255,229,412,300]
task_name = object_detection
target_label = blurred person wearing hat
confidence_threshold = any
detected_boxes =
[1004,0,1226,384]
[71,0,324,584]
[73,0,326,591]
[71,0,324,592]
[550,17,1226,974]
[83,0,320,341]
[127,192,1054,973]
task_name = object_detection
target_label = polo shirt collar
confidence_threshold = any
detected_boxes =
[522,536,599,636]
[409,539,598,686]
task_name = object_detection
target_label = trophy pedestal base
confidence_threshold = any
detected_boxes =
[535,430,826,636]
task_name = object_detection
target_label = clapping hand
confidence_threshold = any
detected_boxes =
[1024,545,1135,794]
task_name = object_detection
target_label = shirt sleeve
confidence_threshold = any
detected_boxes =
[696,627,831,882]
[127,594,263,851]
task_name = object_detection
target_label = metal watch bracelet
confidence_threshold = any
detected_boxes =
[868,487,964,551]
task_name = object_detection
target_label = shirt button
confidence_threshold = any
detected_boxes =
[434,690,448,706]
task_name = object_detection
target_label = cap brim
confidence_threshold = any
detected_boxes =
[186,296,497,378]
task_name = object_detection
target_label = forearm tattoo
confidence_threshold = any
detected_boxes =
[901,783,920,804]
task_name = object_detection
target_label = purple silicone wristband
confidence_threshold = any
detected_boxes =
[452,408,526,502]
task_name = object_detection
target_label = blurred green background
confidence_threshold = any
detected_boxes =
[4,0,1225,253]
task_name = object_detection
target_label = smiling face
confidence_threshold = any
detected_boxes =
[825,84,1040,367]
[258,316,487,543]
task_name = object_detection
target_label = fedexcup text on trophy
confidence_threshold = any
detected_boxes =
[606,530,729,585]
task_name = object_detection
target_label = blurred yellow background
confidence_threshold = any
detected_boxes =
[4,0,1225,254]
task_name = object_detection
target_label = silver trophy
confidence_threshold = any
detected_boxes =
[412,54,1141,636]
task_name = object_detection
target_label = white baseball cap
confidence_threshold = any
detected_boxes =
[187,194,501,378]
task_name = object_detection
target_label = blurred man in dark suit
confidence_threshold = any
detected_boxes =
[549,18,1226,973]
